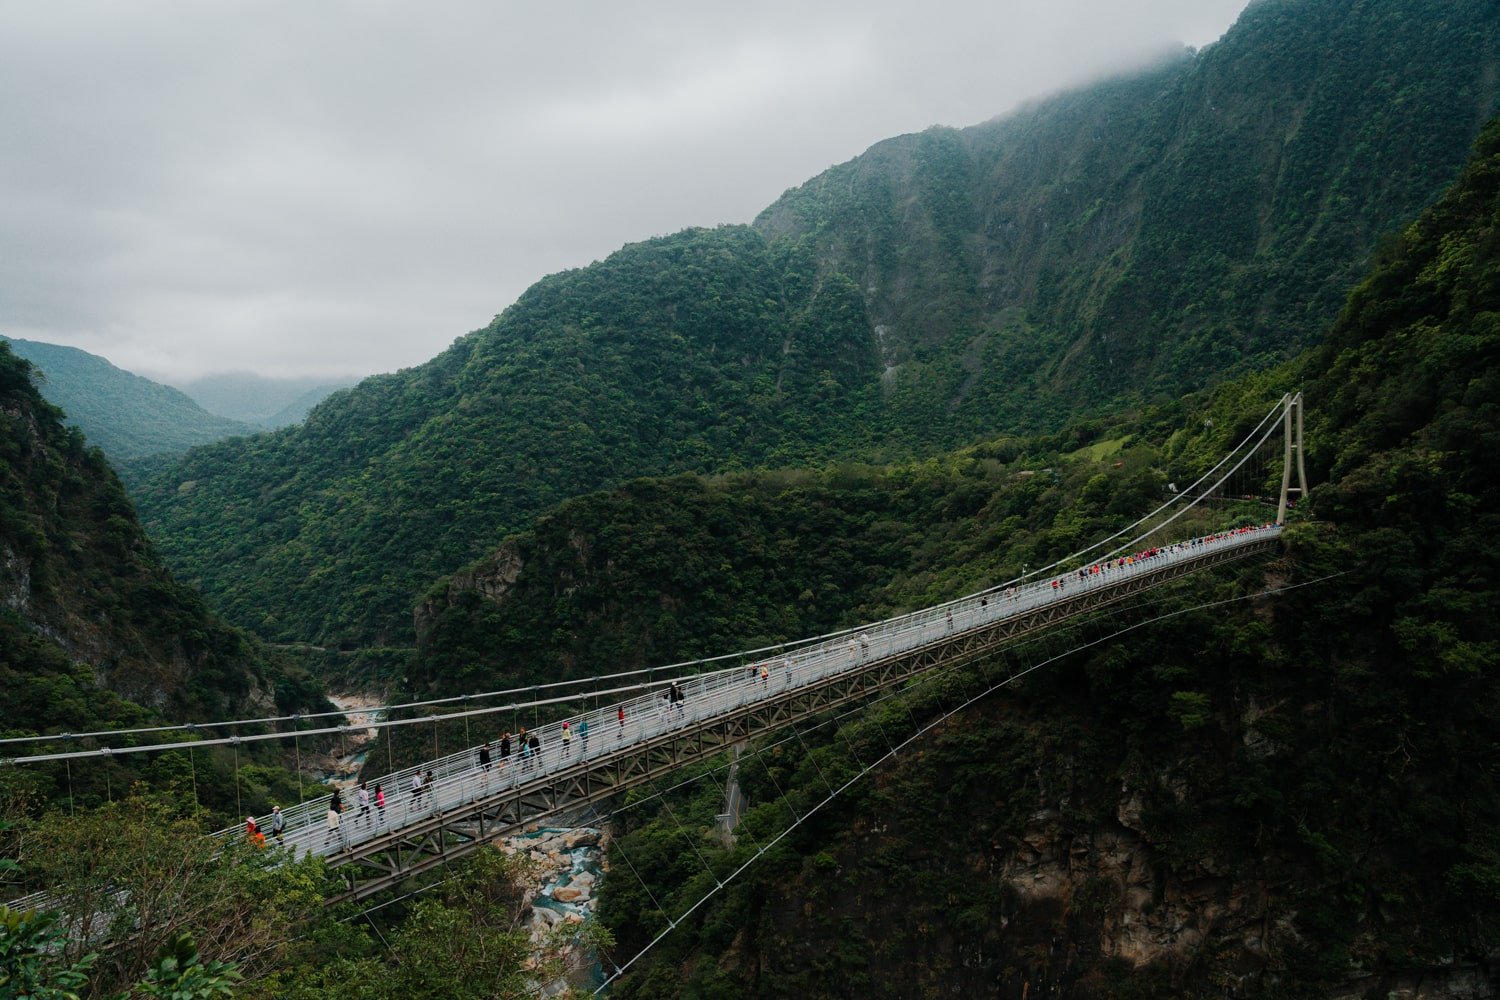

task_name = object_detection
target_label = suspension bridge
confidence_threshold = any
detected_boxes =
[2,392,1309,912]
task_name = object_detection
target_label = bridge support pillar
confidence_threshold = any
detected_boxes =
[1276,391,1309,524]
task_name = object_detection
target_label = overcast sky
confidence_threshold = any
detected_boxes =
[0,0,1250,383]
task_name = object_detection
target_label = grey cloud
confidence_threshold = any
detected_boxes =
[0,0,1248,381]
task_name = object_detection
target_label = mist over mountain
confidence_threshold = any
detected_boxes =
[129,0,1498,654]
[0,336,258,460]
[756,0,1499,438]
[174,372,360,429]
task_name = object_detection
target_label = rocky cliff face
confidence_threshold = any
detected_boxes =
[1,341,289,737]
[414,541,526,640]
[722,687,1494,999]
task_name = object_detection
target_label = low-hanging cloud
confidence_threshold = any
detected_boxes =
[0,0,1248,382]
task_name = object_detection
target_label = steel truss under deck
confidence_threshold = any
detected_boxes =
[326,536,1277,903]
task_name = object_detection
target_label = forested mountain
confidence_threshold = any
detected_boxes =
[132,0,1499,654]
[0,340,325,812]
[175,372,359,429]
[9,109,1497,994]
[9,46,1500,1000]
[757,0,1500,440]
[0,337,258,459]
[416,116,1500,996]
[135,229,880,646]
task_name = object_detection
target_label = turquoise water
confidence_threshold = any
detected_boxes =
[519,826,607,990]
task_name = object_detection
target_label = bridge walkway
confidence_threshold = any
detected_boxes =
[262,524,1284,902]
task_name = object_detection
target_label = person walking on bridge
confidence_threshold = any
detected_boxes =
[478,741,492,772]
[270,805,285,846]
[324,791,344,848]
[579,719,590,752]
[500,732,512,770]
[374,784,386,824]
[356,781,372,825]
[562,722,573,757]
[617,705,626,739]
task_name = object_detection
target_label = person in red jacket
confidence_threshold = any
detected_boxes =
[245,816,266,849]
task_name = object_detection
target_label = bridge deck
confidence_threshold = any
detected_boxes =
[5,525,1282,909]
[308,525,1281,902]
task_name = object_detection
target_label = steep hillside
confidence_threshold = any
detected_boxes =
[0,337,258,459]
[0,340,326,811]
[758,0,1500,440]
[409,427,1223,697]
[136,227,878,645]
[415,117,1500,997]
[581,118,1500,996]
[133,0,1499,651]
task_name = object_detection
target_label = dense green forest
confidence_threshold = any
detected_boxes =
[390,116,1500,995]
[129,0,1500,654]
[1,337,258,460]
[761,0,1500,433]
[130,228,881,647]
[410,423,1247,698]
[6,3,1500,996]
[6,104,1500,1000]
[0,340,327,821]
[584,116,1500,996]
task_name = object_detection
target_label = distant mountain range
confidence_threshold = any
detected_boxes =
[0,337,327,753]
[174,372,359,429]
[0,337,360,461]
[0,336,258,459]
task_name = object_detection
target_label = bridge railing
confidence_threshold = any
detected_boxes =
[228,524,1281,861]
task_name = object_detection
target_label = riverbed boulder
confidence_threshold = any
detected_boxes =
[564,829,601,850]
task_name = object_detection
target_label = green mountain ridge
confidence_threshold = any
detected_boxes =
[130,0,1500,654]
[757,0,1500,435]
[0,340,326,815]
[413,116,1500,996]
[0,337,260,460]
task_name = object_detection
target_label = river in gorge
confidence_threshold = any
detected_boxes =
[315,693,607,990]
